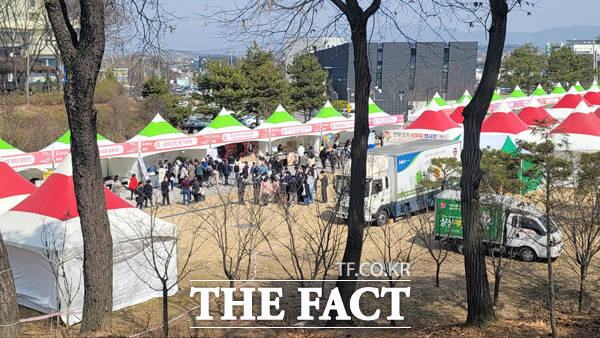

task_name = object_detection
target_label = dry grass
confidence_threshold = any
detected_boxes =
[14,184,600,337]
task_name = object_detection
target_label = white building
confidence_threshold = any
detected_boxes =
[282,37,346,68]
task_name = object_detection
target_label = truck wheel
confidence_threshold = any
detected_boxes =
[519,247,537,262]
[454,241,464,255]
[375,209,389,226]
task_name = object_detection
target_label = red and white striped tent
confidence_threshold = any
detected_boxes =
[548,86,591,121]
[551,101,600,152]
[0,155,178,325]
[405,105,462,139]
[449,95,471,124]
[0,161,36,215]
[482,101,534,142]
[517,97,557,127]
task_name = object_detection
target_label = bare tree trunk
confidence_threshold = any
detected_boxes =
[44,0,112,332]
[579,264,587,313]
[334,12,371,318]
[493,266,501,306]
[460,0,507,327]
[435,263,440,288]
[0,233,19,337]
[162,281,169,337]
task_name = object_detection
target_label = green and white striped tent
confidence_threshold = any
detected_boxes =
[427,92,448,107]
[198,108,250,135]
[550,83,567,95]
[42,129,113,151]
[588,80,600,91]
[531,84,548,97]
[0,138,24,157]
[308,101,347,123]
[128,113,185,142]
[457,90,472,104]
[574,81,586,93]
[491,90,503,102]
[368,98,389,118]
[508,85,527,99]
[258,104,302,128]
[125,113,206,176]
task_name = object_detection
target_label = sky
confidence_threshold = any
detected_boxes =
[163,0,600,54]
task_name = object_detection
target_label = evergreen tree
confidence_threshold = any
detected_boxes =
[142,73,169,97]
[241,43,291,119]
[288,53,328,122]
[499,43,550,92]
[196,59,250,115]
[547,45,596,87]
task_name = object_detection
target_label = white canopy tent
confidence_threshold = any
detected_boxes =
[0,155,178,325]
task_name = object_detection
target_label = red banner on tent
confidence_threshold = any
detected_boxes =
[99,142,139,157]
[139,135,211,153]
[0,151,53,168]
[210,129,270,145]
[269,124,319,138]
[369,115,403,127]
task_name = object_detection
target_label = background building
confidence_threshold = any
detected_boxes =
[283,37,346,68]
[314,41,478,115]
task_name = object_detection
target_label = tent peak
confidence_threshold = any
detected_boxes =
[525,96,541,108]
[151,114,167,123]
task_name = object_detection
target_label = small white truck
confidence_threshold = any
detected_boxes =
[335,139,461,226]
[434,190,563,261]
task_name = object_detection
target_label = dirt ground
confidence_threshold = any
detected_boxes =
[16,182,600,337]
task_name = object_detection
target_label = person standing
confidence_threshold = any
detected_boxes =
[192,177,201,203]
[195,163,204,187]
[320,171,328,203]
[253,174,261,205]
[329,149,337,173]
[319,146,328,169]
[161,176,170,206]
[261,177,272,206]
[128,174,138,199]
[181,176,191,205]
[306,173,315,205]
[237,173,246,205]
[223,161,231,186]
[143,179,153,207]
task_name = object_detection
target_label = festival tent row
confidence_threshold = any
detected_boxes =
[256,104,317,154]
[547,86,593,121]
[0,155,178,325]
[551,101,600,153]
[517,97,557,126]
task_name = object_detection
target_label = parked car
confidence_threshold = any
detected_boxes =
[240,115,258,129]
[181,116,211,133]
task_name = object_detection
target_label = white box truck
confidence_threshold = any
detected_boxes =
[434,190,563,261]
[335,139,461,226]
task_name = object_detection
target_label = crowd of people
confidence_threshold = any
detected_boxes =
[118,140,351,208]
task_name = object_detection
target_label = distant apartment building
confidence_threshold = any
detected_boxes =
[313,42,478,115]
[559,39,600,55]
[0,0,65,90]
[282,37,346,68]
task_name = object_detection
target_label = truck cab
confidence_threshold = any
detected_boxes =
[504,211,563,261]
[434,190,563,261]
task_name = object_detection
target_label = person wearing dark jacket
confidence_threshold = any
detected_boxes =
[320,171,328,203]
[192,178,201,203]
[319,147,328,169]
[143,179,153,207]
[195,164,204,186]
[237,174,246,205]
[160,176,170,206]
[135,182,145,208]
[181,176,191,205]
[223,162,231,185]
[252,175,261,204]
